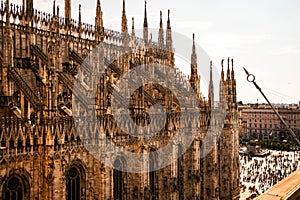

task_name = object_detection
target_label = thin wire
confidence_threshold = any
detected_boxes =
[262,87,298,101]
[262,88,295,102]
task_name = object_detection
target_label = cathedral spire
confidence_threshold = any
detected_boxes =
[57,5,59,17]
[53,0,56,16]
[221,59,224,81]
[95,0,104,42]
[131,17,135,37]
[121,0,128,33]
[210,61,213,84]
[5,0,10,27]
[143,0,148,43]
[167,9,171,29]
[219,59,226,109]
[158,11,164,48]
[227,57,231,80]
[209,61,214,107]
[160,11,163,29]
[79,4,82,24]
[78,4,82,37]
[166,9,172,50]
[4,0,11,43]
[231,58,235,80]
[65,0,71,22]
[191,33,197,68]
[95,0,103,28]
[189,33,200,99]
[97,0,101,9]
[2,0,13,95]
[231,58,237,105]
[26,0,34,20]
[22,0,25,15]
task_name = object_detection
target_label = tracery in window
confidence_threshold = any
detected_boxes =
[66,164,86,200]
[3,174,29,200]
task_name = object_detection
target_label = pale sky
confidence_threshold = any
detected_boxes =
[13,0,300,104]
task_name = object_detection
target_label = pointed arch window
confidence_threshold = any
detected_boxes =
[113,158,125,200]
[66,164,85,200]
[3,174,29,200]
[149,152,156,199]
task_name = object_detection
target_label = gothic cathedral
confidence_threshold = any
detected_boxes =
[0,0,240,199]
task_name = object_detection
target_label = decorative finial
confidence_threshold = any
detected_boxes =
[231,58,235,79]
[121,0,128,32]
[5,0,9,12]
[227,57,230,67]
[221,59,224,69]
[167,9,171,29]
[5,0,10,21]
[210,61,213,80]
[221,59,225,80]
[210,61,213,81]
[53,0,56,16]
[227,57,231,79]
[144,0,147,21]
[96,0,102,13]
[192,33,196,52]
[160,11,163,28]
[132,17,135,36]
[143,0,148,42]
[65,0,71,22]
[144,0,147,18]
[123,0,126,12]
[209,61,213,81]
[191,33,197,68]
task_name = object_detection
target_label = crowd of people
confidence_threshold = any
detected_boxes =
[240,150,300,199]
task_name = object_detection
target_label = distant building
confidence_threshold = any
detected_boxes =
[239,103,300,141]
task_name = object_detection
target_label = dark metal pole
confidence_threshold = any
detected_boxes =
[243,67,300,146]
